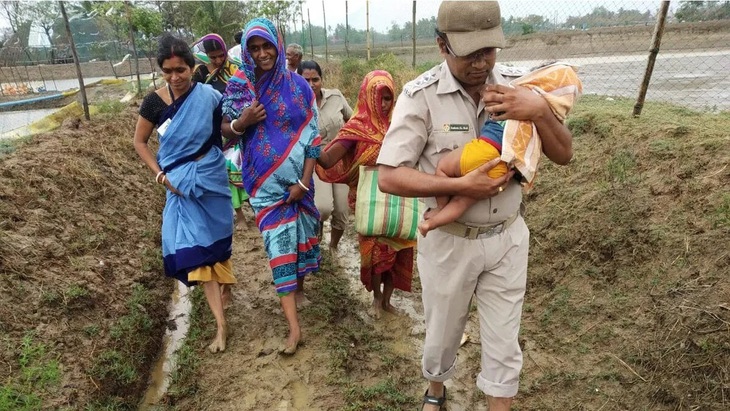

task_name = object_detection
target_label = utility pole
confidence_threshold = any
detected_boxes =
[58,1,89,120]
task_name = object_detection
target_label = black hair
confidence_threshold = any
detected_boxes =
[297,60,322,77]
[157,33,195,68]
[202,39,223,53]
[234,31,242,45]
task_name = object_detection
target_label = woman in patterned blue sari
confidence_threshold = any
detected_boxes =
[221,18,320,355]
[134,34,234,354]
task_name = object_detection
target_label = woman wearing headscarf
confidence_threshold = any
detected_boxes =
[316,70,415,319]
[192,33,249,228]
[221,18,321,355]
[191,33,238,94]
[134,34,234,354]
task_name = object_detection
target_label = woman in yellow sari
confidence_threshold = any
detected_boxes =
[316,70,415,319]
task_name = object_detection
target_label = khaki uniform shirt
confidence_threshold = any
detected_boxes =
[377,62,522,226]
[317,88,353,143]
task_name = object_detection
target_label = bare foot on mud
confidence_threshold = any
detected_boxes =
[368,297,383,319]
[221,285,232,310]
[208,323,228,354]
[280,330,302,355]
[295,291,311,311]
[382,302,403,316]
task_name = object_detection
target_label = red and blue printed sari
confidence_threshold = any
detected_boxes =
[222,18,321,295]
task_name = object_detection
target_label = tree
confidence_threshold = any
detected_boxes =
[27,1,60,49]
[1,1,32,48]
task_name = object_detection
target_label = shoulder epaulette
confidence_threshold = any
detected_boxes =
[403,66,440,97]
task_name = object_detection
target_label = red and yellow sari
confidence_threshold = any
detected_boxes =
[316,70,415,292]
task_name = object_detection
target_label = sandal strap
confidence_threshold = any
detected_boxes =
[423,395,446,405]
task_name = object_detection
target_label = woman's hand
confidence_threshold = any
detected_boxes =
[238,100,267,128]
[285,183,308,204]
[163,179,183,196]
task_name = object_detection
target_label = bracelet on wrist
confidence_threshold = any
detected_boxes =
[161,174,167,185]
[230,119,245,135]
[296,179,310,191]
[155,171,165,184]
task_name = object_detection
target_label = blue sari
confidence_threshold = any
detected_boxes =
[222,18,320,295]
[157,83,234,286]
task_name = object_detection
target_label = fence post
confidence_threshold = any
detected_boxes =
[308,8,314,58]
[366,0,371,61]
[412,1,417,68]
[322,0,328,63]
[59,0,90,120]
[125,1,142,95]
[345,1,350,58]
[633,0,670,117]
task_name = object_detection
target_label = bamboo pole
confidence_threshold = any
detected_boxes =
[125,1,141,95]
[322,0,328,63]
[58,1,90,120]
[633,0,670,117]
[366,0,370,61]
[345,1,350,58]
[307,8,314,58]
[300,1,305,49]
[412,1,417,68]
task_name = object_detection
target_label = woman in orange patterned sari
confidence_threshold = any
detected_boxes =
[316,70,415,319]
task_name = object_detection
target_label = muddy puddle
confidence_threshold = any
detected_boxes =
[139,281,192,410]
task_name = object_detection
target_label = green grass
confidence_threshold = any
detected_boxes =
[89,283,162,407]
[0,332,61,411]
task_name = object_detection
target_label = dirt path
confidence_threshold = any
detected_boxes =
[163,211,520,411]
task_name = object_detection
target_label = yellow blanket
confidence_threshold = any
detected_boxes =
[500,63,583,190]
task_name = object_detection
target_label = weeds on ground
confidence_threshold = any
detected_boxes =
[166,286,206,401]
[307,251,421,410]
[0,332,60,411]
[90,284,164,407]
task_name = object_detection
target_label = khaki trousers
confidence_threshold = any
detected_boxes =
[313,174,350,231]
[418,216,529,398]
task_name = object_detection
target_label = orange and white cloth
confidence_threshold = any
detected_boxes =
[500,62,583,190]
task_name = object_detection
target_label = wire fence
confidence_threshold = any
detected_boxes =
[0,0,729,111]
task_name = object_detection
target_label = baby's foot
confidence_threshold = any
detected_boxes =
[418,221,431,237]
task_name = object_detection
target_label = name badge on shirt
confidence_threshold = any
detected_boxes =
[442,123,470,132]
[157,118,172,136]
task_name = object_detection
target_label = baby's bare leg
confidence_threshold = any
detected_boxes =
[420,195,478,235]
[420,148,465,237]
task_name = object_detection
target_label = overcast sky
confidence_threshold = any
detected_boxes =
[2,0,672,44]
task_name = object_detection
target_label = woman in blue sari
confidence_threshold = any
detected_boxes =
[221,18,320,355]
[134,34,235,354]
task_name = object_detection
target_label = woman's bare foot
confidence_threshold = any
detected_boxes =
[280,330,301,355]
[208,323,228,353]
[221,285,232,310]
[382,301,403,316]
[368,297,383,319]
[234,209,247,231]
[295,290,311,310]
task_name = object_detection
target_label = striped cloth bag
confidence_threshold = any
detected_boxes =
[355,166,422,241]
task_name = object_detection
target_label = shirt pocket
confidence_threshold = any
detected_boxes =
[430,132,468,157]
[319,114,344,143]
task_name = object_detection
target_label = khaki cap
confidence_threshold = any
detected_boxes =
[437,1,505,56]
